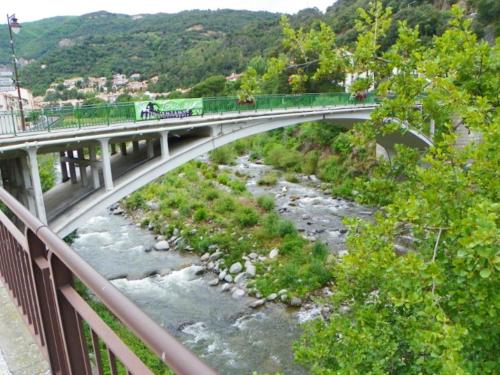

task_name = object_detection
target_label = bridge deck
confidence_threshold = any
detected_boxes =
[0,283,50,375]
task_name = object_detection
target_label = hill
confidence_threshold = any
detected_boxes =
[0,1,496,97]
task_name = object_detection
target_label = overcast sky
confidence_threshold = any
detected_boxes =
[3,0,336,23]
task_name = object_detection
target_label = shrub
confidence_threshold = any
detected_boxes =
[126,193,146,210]
[205,189,219,201]
[257,195,275,211]
[193,207,208,222]
[209,146,236,165]
[277,221,298,238]
[213,197,236,213]
[332,133,353,156]
[303,151,319,175]
[258,171,278,186]
[235,207,259,227]
[228,179,247,193]
[285,172,300,183]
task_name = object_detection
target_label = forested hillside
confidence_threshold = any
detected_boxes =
[0,10,282,96]
[0,0,496,97]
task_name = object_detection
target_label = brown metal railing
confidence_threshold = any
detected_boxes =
[0,187,218,375]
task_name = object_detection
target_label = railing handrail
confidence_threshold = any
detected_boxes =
[0,187,218,375]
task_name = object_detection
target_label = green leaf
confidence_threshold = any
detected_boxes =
[479,268,491,279]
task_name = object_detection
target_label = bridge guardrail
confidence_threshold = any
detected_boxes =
[0,92,377,136]
[0,187,218,375]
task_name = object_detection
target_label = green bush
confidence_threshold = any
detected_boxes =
[285,172,300,183]
[193,207,208,222]
[257,195,275,211]
[332,133,353,156]
[303,151,320,175]
[228,179,247,193]
[258,171,278,185]
[213,197,236,213]
[235,207,259,227]
[209,146,236,165]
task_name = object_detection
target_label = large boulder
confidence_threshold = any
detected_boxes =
[154,240,170,251]
[229,262,243,274]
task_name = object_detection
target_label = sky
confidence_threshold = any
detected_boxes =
[3,0,336,23]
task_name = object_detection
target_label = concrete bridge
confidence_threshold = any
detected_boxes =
[0,103,432,238]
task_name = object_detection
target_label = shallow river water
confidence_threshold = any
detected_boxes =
[71,155,372,374]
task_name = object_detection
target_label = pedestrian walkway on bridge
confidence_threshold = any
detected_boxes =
[0,283,50,375]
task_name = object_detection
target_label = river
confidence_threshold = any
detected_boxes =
[70,155,372,374]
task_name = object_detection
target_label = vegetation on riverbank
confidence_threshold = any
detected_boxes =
[124,160,334,300]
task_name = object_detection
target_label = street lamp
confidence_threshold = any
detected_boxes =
[6,14,26,131]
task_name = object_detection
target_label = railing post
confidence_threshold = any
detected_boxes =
[26,229,71,375]
[48,251,92,375]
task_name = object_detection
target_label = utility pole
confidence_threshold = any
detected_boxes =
[7,14,26,131]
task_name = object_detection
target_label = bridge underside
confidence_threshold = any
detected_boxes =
[0,107,432,237]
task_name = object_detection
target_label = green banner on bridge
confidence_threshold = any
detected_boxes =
[134,98,203,120]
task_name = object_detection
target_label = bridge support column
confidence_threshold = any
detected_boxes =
[120,143,127,156]
[160,131,169,160]
[19,156,37,215]
[26,147,47,224]
[77,149,87,186]
[59,151,69,182]
[146,140,155,159]
[89,144,100,189]
[99,139,114,191]
[68,151,78,184]
[132,141,140,152]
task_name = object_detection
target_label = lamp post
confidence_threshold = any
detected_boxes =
[6,14,26,131]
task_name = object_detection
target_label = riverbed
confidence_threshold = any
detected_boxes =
[71,155,372,374]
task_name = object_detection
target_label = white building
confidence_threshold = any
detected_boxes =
[0,88,35,112]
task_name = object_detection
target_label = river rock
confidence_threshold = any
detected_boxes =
[201,252,210,262]
[192,266,205,276]
[245,263,256,278]
[173,228,180,236]
[210,251,224,261]
[229,262,243,274]
[208,244,219,251]
[269,249,279,259]
[220,283,232,292]
[146,201,159,210]
[156,235,166,241]
[208,279,219,286]
[224,274,233,283]
[266,293,278,302]
[207,262,215,270]
[219,270,227,281]
[290,297,302,307]
[248,252,259,260]
[234,272,247,284]
[112,207,124,215]
[249,299,266,309]
[232,288,245,299]
[280,294,288,303]
[154,240,170,251]
[394,244,409,255]
[256,292,262,299]
[278,289,287,296]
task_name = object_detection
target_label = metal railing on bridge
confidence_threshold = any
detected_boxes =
[0,92,376,136]
[0,187,218,375]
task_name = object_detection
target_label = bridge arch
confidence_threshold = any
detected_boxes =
[49,108,432,237]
